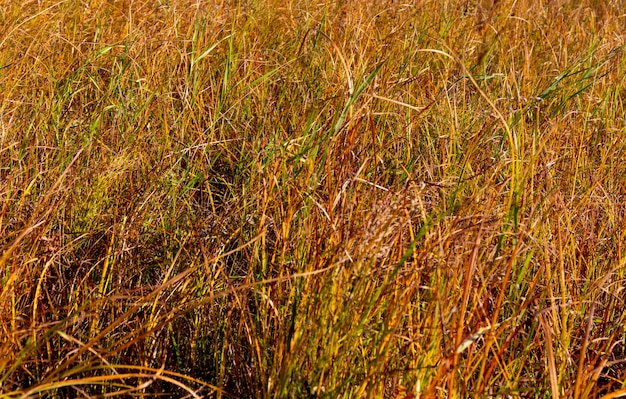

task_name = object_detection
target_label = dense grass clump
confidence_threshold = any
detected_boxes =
[1,0,625,397]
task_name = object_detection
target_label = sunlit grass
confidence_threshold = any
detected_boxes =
[1,0,625,397]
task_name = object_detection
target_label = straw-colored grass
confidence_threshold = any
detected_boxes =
[1,0,625,397]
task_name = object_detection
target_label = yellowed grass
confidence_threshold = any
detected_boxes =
[1,0,625,397]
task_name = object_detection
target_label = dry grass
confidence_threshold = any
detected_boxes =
[1,0,626,397]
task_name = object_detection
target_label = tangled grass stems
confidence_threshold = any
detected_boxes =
[2,0,626,397]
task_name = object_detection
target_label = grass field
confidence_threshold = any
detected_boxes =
[1,0,626,397]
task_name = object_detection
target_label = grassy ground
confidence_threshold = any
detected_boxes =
[1,0,625,397]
